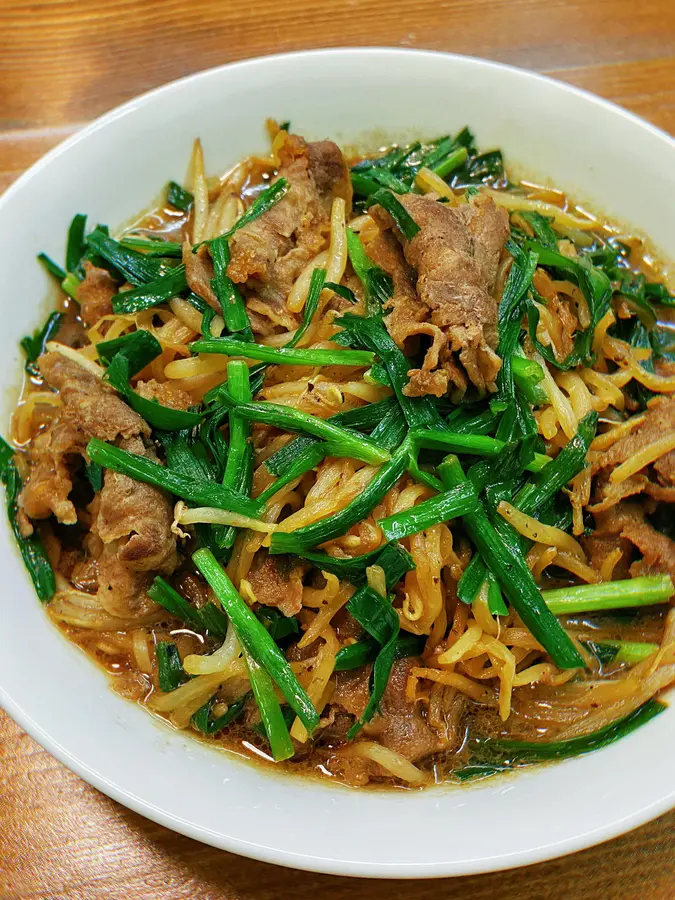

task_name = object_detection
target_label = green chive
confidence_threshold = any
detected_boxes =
[217,360,254,550]
[37,253,66,282]
[222,178,289,240]
[286,267,326,348]
[432,146,469,179]
[485,699,665,761]
[214,395,390,466]
[147,575,228,638]
[270,440,409,555]
[87,229,164,285]
[438,456,584,670]
[167,181,194,211]
[410,428,551,473]
[119,236,183,257]
[192,694,247,735]
[370,189,420,241]
[112,265,187,315]
[192,548,319,734]
[155,641,187,693]
[542,576,673,615]
[191,336,374,368]
[377,483,478,541]
[209,236,253,339]
[244,650,295,761]
[86,437,262,516]
[0,438,55,602]
[65,214,87,273]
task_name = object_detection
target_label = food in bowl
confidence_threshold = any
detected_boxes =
[5,120,675,788]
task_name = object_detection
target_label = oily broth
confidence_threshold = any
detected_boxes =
[46,602,671,789]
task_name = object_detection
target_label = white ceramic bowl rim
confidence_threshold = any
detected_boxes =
[1,48,674,879]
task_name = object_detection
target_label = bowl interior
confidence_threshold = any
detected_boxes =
[0,49,674,878]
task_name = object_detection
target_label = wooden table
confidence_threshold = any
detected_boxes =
[2,2,675,896]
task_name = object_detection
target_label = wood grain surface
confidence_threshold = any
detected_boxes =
[1,1,675,897]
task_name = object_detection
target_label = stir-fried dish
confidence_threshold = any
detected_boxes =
[5,122,675,787]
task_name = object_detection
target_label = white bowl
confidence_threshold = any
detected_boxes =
[1,48,674,879]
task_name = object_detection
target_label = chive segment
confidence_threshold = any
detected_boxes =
[542,576,674,615]
[377,483,479,541]
[0,438,56,602]
[214,395,390,466]
[257,443,328,505]
[495,242,538,404]
[210,236,253,339]
[244,650,295,761]
[112,265,187,314]
[586,640,659,666]
[191,336,375,368]
[87,229,163,285]
[336,314,446,431]
[287,267,327,348]
[21,311,65,374]
[346,231,394,316]
[485,699,666,762]
[410,428,551,473]
[370,189,420,241]
[97,329,162,373]
[432,146,469,179]
[218,360,253,550]
[66,213,87,273]
[86,438,262,517]
[155,641,187,693]
[291,542,415,587]
[346,585,400,739]
[192,694,247,735]
[270,440,409,555]
[192,548,319,734]
[514,412,597,516]
[37,253,66,282]
[334,634,425,671]
[104,351,202,431]
[438,456,584,670]
[120,236,183,257]
[222,178,289,240]
[167,181,194,211]
[147,575,228,638]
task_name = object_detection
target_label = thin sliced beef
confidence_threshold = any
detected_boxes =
[20,353,178,618]
[77,261,117,326]
[591,472,675,511]
[582,530,633,581]
[135,379,193,411]
[332,658,465,763]
[246,550,306,617]
[19,354,148,525]
[331,666,372,721]
[183,241,219,310]
[227,133,352,331]
[370,193,509,397]
[363,229,458,398]
[19,420,85,525]
[532,270,578,362]
[593,397,675,479]
[585,502,675,582]
[589,474,649,513]
[93,436,176,617]
[591,397,675,510]
[38,352,149,442]
[96,545,160,619]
